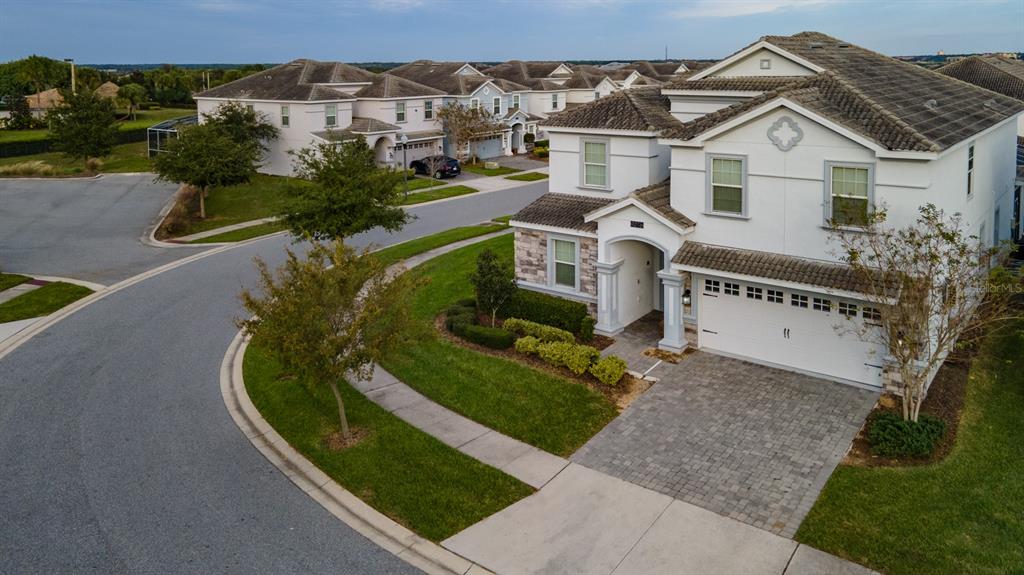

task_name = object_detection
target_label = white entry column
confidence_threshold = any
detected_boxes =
[658,269,686,352]
[595,260,623,336]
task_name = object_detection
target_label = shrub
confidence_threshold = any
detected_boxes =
[533,147,549,158]
[445,303,476,317]
[0,160,57,177]
[579,316,596,343]
[455,297,477,308]
[537,341,574,367]
[514,335,541,355]
[462,323,515,349]
[445,311,474,334]
[590,356,628,386]
[502,317,574,343]
[84,157,103,174]
[502,290,589,335]
[524,133,535,144]
[534,139,549,148]
[564,344,600,375]
[867,411,945,458]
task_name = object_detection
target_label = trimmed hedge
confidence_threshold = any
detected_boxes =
[533,147,549,158]
[579,316,596,343]
[514,335,541,354]
[537,341,600,375]
[867,411,946,458]
[502,290,589,335]
[462,324,515,349]
[502,317,574,343]
[590,356,627,386]
[534,139,549,148]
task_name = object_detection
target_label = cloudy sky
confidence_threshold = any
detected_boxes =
[1,0,1021,64]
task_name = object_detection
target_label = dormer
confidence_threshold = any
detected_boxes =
[455,63,485,76]
[689,40,823,80]
[548,63,574,77]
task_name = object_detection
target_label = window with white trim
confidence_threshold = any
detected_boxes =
[838,302,858,317]
[862,306,882,321]
[395,102,406,123]
[512,94,520,109]
[746,286,763,300]
[582,139,608,188]
[469,98,479,109]
[527,124,537,135]
[492,97,501,115]
[325,104,337,127]
[813,297,832,312]
[966,143,975,197]
[724,282,740,296]
[280,105,289,127]
[594,91,600,100]
[704,279,720,293]
[424,100,433,120]
[709,156,745,215]
[828,163,872,226]
[552,238,577,288]
[551,93,559,110]
[791,294,808,308]
[767,289,783,303]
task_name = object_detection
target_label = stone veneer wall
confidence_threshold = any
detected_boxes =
[514,228,598,314]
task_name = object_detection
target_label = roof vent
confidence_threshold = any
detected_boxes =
[837,43,850,48]
[808,42,825,49]
[924,99,938,110]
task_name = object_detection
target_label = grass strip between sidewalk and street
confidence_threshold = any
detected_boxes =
[372,223,508,267]
[0,273,31,292]
[187,221,288,244]
[504,172,548,182]
[399,184,478,206]
[462,164,521,177]
[0,282,93,323]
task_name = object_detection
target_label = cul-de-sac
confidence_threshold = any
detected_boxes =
[1,2,1022,574]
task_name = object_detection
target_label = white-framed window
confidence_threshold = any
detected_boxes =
[704,279,720,293]
[551,238,578,289]
[966,143,975,197]
[760,58,772,70]
[791,294,808,308]
[707,155,746,215]
[594,91,600,100]
[512,94,520,109]
[746,286,763,300]
[813,297,832,312]
[492,97,501,115]
[424,100,433,120]
[581,138,609,189]
[724,282,740,296]
[862,306,882,321]
[395,102,406,123]
[767,289,784,303]
[469,98,479,109]
[551,93,559,109]
[838,302,858,317]
[325,104,337,127]
[280,105,289,127]
[826,162,873,226]
[527,124,537,135]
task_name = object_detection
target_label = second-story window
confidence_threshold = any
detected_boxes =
[469,98,479,110]
[424,100,433,120]
[492,97,501,115]
[280,105,289,127]
[512,94,520,109]
[594,91,600,100]
[396,102,406,123]
[325,104,337,127]
[967,143,975,197]
[551,93,559,110]
[582,139,609,188]
[828,163,872,226]
[708,155,745,215]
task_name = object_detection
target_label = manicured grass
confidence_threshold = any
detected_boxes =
[0,273,31,292]
[504,172,548,182]
[462,163,521,177]
[0,108,195,144]
[187,221,288,244]
[243,342,532,541]
[0,141,152,174]
[491,215,513,225]
[402,176,444,192]
[379,234,618,457]
[795,320,1024,575]
[373,224,508,267]
[400,184,478,206]
[173,174,304,237]
[0,282,93,322]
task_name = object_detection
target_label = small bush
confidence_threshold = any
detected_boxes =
[445,310,475,333]
[579,316,596,342]
[502,290,589,335]
[590,356,628,386]
[84,157,103,174]
[524,133,535,144]
[445,303,475,317]
[537,341,574,367]
[0,160,57,177]
[462,324,515,349]
[534,139,549,148]
[564,344,600,375]
[158,185,200,236]
[502,317,574,343]
[514,335,541,355]
[867,411,945,458]
[533,147,549,158]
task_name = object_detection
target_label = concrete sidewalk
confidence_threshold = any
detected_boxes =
[443,463,875,575]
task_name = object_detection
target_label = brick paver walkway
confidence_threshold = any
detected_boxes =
[572,352,878,537]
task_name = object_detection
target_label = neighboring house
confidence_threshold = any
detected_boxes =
[345,73,447,166]
[94,81,120,100]
[25,88,63,117]
[511,32,1023,392]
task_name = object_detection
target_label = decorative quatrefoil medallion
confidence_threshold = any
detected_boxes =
[767,115,803,152]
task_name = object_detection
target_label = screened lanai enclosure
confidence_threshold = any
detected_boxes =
[147,114,198,157]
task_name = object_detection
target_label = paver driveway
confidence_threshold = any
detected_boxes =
[572,352,878,537]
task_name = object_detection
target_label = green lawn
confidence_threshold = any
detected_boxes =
[796,320,1024,575]
[400,185,478,206]
[491,215,513,225]
[0,282,93,323]
[462,163,521,177]
[243,343,532,542]
[172,174,304,237]
[379,234,618,457]
[0,273,31,292]
[505,172,548,182]
[0,141,152,174]
[373,224,507,267]
[0,108,195,144]
[402,177,444,192]
[187,221,288,244]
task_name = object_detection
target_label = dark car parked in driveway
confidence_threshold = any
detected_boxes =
[410,155,461,179]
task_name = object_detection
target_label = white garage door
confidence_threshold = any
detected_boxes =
[697,277,885,387]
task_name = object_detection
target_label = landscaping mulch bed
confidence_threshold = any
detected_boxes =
[434,314,650,411]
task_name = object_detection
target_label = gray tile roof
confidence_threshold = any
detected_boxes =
[672,241,882,294]
[666,76,805,92]
[311,117,400,141]
[354,73,445,98]
[631,181,695,228]
[937,55,1024,102]
[481,61,572,85]
[542,86,677,132]
[195,59,370,101]
[512,193,613,233]
[387,60,527,95]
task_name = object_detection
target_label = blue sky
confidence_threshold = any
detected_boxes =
[1,0,1021,64]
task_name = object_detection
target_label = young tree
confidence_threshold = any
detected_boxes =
[239,241,418,443]
[282,138,409,240]
[47,91,118,162]
[117,83,147,120]
[436,101,503,163]
[152,123,259,218]
[202,101,279,153]
[831,204,1019,422]
[470,248,517,326]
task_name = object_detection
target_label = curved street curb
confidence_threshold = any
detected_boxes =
[0,174,103,181]
[220,331,490,575]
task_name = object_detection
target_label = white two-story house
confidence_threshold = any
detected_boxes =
[511,32,1023,391]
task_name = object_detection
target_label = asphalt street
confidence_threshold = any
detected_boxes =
[0,178,546,574]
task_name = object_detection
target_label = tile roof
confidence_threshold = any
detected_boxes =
[512,193,613,233]
[481,61,572,85]
[672,241,882,294]
[354,73,445,98]
[195,60,367,101]
[631,181,695,228]
[348,117,400,133]
[542,86,678,132]
[937,55,1024,102]
[563,69,613,90]
[666,76,805,92]
[387,60,496,95]
[25,88,63,110]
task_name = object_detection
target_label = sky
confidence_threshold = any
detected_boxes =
[0,0,1021,64]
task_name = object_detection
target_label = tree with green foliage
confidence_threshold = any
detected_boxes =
[202,101,279,153]
[47,90,118,162]
[15,55,68,93]
[152,123,260,218]
[5,91,32,130]
[282,137,409,240]
[436,101,503,163]
[239,240,418,444]
[117,83,147,120]
[471,248,518,326]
